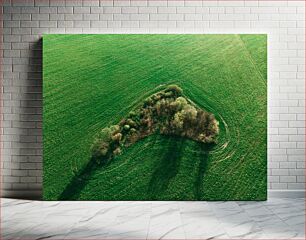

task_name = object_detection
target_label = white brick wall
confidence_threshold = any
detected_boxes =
[1,0,305,198]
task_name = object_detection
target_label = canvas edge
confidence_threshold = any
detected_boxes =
[1,190,304,200]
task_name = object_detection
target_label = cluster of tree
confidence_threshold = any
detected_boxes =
[91,85,219,165]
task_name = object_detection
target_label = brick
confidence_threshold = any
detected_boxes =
[219,14,244,21]
[279,100,299,107]
[251,6,279,14]
[218,1,244,6]
[74,21,90,28]
[28,170,42,176]
[12,0,34,7]
[209,7,224,13]
[271,183,287,189]
[103,7,121,14]
[21,21,39,28]
[12,170,28,177]
[139,21,158,28]
[210,21,234,28]
[202,14,218,21]
[65,0,82,6]
[177,21,194,28]
[280,72,296,79]
[4,50,20,58]
[185,14,202,21]
[279,128,297,135]
[4,176,20,183]
[57,7,73,14]
[289,169,304,176]
[65,14,83,20]
[280,21,296,28]
[99,14,113,20]
[90,21,107,28]
[74,7,90,14]
[39,6,57,14]
[269,148,287,155]
[131,0,147,7]
[158,21,176,28]
[279,7,297,14]
[288,183,305,189]
[269,176,279,183]
[114,14,129,21]
[12,43,29,50]
[114,0,130,6]
[107,20,121,28]
[50,14,65,20]
[130,14,149,21]
[12,13,31,20]
[83,14,99,20]
[158,7,176,14]
[280,142,296,149]
[168,14,184,21]
[121,7,138,14]
[121,20,139,28]
[296,162,305,168]
[39,21,57,28]
[35,0,49,6]
[31,13,49,20]
[288,155,304,162]
[83,0,99,6]
[3,13,11,21]
[269,141,280,148]
[139,7,157,13]
[280,176,296,183]
[251,21,279,28]
[90,6,104,13]
[12,28,31,35]
[148,0,167,7]
[234,7,251,13]
[185,0,202,6]
[269,162,279,169]
[287,148,305,155]
[57,20,73,28]
[150,14,167,21]
[195,7,209,14]
[49,0,65,6]
[297,176,305,183]
[4,20,20,28]
[20,176,37,183]
[280,162,296,169]
[21,7,39,14]
[167,0,184,7]
[177,7,196,14]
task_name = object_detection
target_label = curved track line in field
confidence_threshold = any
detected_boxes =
[61,85,264,200]
[102,80,263,198]
[183,84,240,165]
[182,82,264,192]
[66,77,265,199]
[184,75,265,183]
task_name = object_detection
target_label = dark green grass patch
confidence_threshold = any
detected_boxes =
[43,34,267,200]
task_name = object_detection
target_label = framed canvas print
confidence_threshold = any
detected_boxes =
[43,34,267,200]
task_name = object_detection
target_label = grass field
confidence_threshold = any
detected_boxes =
[43,34,267,200]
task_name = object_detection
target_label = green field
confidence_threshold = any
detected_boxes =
[43,34,267,200]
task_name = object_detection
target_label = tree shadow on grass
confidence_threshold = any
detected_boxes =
[59,136,214,200]
[147,136,186,199]
[58,157,102,200]
[194,143,215,200]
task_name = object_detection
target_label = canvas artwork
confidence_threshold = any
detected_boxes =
[43,34,267,201]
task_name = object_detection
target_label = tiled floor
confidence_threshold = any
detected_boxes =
[2,198,305,239]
